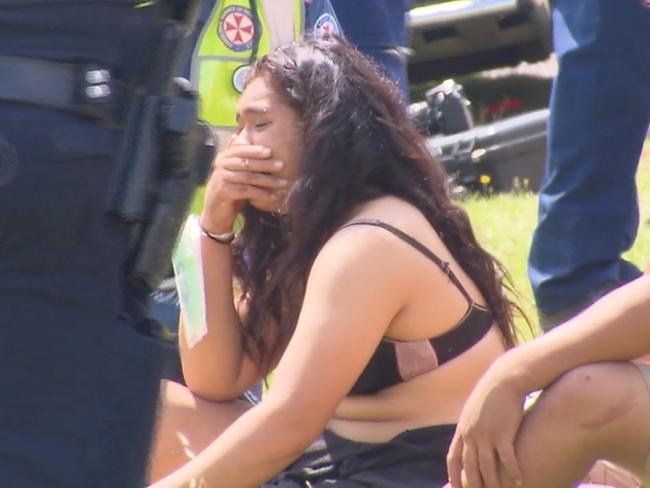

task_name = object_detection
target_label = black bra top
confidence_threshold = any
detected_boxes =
[342,219,494,396]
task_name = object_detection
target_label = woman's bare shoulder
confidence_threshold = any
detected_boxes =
[339,195,443,249]
[301,198,430,300]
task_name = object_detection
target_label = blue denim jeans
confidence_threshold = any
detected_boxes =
[528,0,650,329]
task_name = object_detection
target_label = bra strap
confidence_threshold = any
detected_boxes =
[339,219,474,304]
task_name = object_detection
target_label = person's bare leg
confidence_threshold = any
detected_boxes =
[148,380,252,483]
[511,363,650,488]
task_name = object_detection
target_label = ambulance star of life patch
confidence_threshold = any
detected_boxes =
[218,5,258,52]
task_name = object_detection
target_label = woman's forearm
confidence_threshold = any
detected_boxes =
[179,235,255,400]
[500,275,650,395]
[149,399,319,488]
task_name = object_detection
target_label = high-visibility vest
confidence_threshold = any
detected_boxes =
[191,0,340,148]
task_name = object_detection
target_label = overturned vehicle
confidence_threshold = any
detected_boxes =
[408,0,553,192]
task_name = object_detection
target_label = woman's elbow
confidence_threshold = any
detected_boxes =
[183,373,245,403]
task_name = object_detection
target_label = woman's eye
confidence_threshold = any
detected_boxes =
[234,120,269,134]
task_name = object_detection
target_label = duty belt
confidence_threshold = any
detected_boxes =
[0,55,121,125]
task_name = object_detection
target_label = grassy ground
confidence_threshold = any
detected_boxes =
[462,138,650,340]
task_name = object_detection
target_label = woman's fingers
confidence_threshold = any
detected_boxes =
[222,157,284,174]
[222,169,288,189]
[477,443,499,488]
[222,144,271,160]
[204,144,290,215]
[222,156,284,174]
[218,145,278,173]
[218,181,279,204]
[462,443,482,488]
[448,435,521,488]
[496,444,522,487]
[447,435,465,488]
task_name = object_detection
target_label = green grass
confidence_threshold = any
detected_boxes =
[463,190,539,340]
[462,138,650,340]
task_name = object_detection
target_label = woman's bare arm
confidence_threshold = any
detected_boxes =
[149,224,415,487]
[178,235,264,402]
[179,144,283,401]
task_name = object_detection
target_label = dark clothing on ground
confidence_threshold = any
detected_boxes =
[264,425,455,487]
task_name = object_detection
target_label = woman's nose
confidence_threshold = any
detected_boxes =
[231,128,252,146]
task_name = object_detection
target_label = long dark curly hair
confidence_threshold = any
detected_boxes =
[232,37,522,372]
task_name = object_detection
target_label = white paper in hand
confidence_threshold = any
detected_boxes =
[172,214,208,348]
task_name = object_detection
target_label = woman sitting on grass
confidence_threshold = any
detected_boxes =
[148,37,521,488]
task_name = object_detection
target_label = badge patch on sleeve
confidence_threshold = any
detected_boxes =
[313,13,339,39]
[232,65,252,93]
[218,5,258,52]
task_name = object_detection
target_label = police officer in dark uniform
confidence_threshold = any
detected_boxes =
[0,1,205,486]
[330,0,413,100]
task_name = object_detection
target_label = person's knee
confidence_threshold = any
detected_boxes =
[536,362,649,453]
[536,364,634,433]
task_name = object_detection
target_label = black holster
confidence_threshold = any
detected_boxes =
[107,3,216,292]
[0,0,212,292]
[108,72,216,291]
